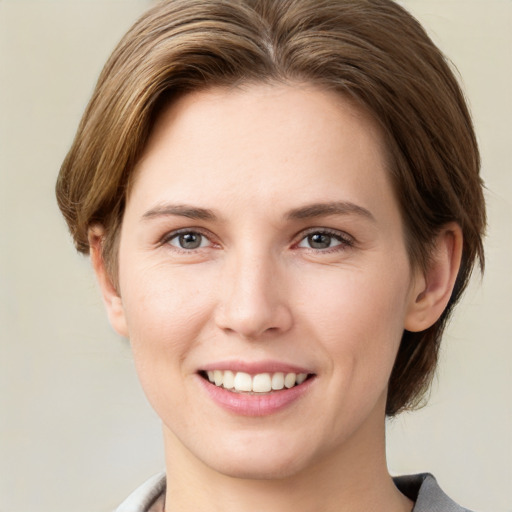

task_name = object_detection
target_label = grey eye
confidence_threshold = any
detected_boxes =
[307,233,334,249]
[297,230,350,250]
[169,232,208,250]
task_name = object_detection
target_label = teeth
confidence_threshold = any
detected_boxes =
[214,370,223,386]
[296,373,307,385]
[234,372,252,392]
[271,372,285,390]
[205,370,309,393]
[252,373,272,393]
[284,372,296,388]
[223,370,235,390]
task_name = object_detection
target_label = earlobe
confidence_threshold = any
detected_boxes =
[88,225,128,338]
[405,223,463,332]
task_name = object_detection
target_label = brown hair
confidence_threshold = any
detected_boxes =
[56,0,486,415]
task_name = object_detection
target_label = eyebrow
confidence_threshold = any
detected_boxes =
[142,203,217,221]
[285,201,376,222]
[141,201,375,223]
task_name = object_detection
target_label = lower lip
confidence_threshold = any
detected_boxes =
[198,376,315,417]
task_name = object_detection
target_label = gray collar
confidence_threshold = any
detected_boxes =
[116,472,474,512]
[394,473,473,512]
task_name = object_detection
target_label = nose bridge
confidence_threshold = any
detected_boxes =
[215,242,292,338]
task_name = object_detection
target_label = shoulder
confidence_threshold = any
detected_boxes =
[114,472,166,512]
[393,473,476,512]
[116,471,477,512]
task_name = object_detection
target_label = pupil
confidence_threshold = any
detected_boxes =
[180,233,201,249]
[309,233,331,249]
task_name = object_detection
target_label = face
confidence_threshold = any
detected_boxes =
[106,83,425,479]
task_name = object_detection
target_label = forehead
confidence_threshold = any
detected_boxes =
[144,83,385,156]
[128,82,396,222]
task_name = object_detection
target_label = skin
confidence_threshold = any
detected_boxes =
[90,83,462,512]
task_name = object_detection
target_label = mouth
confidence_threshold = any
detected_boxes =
[198,370,314,394]
[197,364,317,416]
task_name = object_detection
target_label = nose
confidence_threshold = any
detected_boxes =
[214,248,293,340]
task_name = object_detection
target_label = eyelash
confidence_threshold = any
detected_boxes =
[160,228,354,253]
[161,228,216,252]
[294,228,355,252]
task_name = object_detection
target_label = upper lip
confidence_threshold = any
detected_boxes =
[199,360,314,375]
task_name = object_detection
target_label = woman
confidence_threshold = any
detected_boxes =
[56,0,486,511]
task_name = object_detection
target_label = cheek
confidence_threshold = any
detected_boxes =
[295,262,410,378]
[121,259,211,327]
[118,268,217,424]
[119,264,216,377]
[297,261,410,328]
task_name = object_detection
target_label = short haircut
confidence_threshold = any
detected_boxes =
[56,0,486,415]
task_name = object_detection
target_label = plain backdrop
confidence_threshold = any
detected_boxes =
[0,1,510,511]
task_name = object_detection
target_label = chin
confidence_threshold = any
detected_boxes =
[192,430,316,481]
[205,452,307,481]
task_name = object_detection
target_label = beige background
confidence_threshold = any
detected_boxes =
[0,1,510,511]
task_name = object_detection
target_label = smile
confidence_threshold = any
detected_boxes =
[197,362,316,416]
[203,370,310,393]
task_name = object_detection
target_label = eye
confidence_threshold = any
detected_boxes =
[167,231,211,250]
[297,230,352,250]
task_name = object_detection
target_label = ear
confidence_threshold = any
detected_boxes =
[405,222,463,332]
[88,225,128,337]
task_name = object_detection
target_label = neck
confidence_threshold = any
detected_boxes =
[162,410,412,512]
